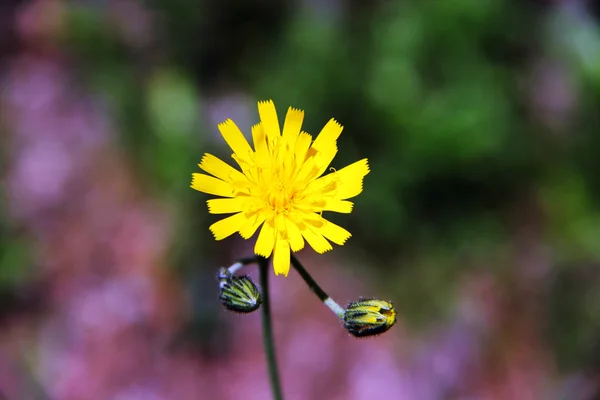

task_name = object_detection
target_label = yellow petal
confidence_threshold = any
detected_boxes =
[254,219,276,257]
[300,224,332,254]
[298,143,337,183]
[207,198,245,214]
[218,119,253,161]
[301,158,369,201]
[251,123,269,165]
[281,148,296,182]
[274,213,288,234]
[315,142,338,177]
[297,211,325,228]
[191,173,234,197]
[323,200,353,213]
[209,212,246,240]
[292,200,326,214]
[239,212,266,239]
[302,175,338,198]
[198,153,246,183]
[285,218,305,252]
[294,132,312,165]
[312,118,343,151]
[336,158,370,199]
[318,219,352,245]
[273,235,291,276]
[295,157,320,184]
[282,107,304,145]
[257,100,280,146]
[231,153,254,175]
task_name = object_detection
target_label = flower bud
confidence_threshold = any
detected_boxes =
[343,298,397,337]
[217,267,262,313]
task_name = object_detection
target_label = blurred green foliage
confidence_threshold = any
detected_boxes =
[0,211,32,286]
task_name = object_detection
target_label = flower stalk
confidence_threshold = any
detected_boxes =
[258,256,284,400]
[290,253,344,318]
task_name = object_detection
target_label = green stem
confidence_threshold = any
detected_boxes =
[290,253,344,318]
[258,256,284,400]
[290,254,328,302]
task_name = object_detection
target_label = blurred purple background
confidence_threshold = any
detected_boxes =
[2,0,600,399]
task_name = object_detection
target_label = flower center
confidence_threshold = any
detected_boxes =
[267,181,293,213]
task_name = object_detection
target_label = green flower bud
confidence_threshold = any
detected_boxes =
[343,298,397,337]
[218,267,262,313]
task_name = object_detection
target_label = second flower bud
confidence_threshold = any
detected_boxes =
[218,267,262,313]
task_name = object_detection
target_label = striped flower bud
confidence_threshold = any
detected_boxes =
[217,267,262,313]
[343,298,397,337]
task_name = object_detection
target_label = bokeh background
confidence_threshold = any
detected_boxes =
[1,0,600,399]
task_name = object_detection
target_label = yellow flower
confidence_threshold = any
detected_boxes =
[191,100,369,276]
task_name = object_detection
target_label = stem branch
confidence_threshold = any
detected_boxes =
[290,254,344,318]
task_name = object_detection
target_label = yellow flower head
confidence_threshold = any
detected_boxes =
[191,100,369,276]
